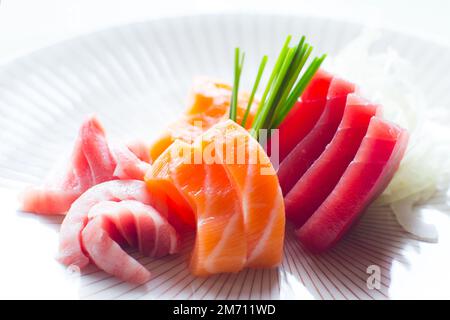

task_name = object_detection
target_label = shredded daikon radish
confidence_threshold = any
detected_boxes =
[325,29,450,241]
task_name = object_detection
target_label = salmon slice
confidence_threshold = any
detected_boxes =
[285,94,380,227]
[268,69,333,162]
[297,117,409,252]
[147,140,247,276]
[21,116,151,215]
[277,77,355,195]
[82,200,179,284]
[148,78,258,163]
[201,120,285,268]
[58,180,153,268]
[146,120,285,275]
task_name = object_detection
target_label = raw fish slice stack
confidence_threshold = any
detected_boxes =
[58,180,155,268]
[21,116,150,215]
[201,121,285,268]
[82,200,179,283]
[146,120,285,275]
[278,69,408,252]
[285,94,381,226]
[150,139,248,275]
[297,117,408,252]
[278,77,356,194]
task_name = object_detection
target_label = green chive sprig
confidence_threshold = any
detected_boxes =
[241,55,268,127]
[229,35,326,139]
[229,48,245,122]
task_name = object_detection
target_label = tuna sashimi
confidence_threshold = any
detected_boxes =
[201,120,285,268]
[277,77,355,195]
[297,117,409,252]
[21,116,151,215]
[148,140,247,276]
[82,200,179,284]
[270,69,333,162]
[58,180,153,268]
[126,140,151,163]
[81,217,151,284]
[112,144,151,180]
[285,94,380,227]
[21,116,116,215]
[148,78,258,163]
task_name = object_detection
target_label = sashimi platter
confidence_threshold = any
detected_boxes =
[1,15,450,300]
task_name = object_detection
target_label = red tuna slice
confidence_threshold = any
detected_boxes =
[267,69,333,162]
[297,117,409,253]
[82,200,179,284]
[58,180,153,268]
[277,77,355,195]
[301,69,334,101]
[21,116,151,215]
[285,94,381,227]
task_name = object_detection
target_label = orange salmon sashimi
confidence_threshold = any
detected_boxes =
[145,120,285,276]
[201,121,285,268]
[147,140,247,275]
[149,78,258,163]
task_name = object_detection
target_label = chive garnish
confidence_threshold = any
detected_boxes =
[251,36,292,130]
[273,54,327,127]
[241,55,268,127]
[229,36,326,140]
[229,47,245,122]
[251,36,326,138]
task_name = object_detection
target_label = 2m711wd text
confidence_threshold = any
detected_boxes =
[217,304,275,315]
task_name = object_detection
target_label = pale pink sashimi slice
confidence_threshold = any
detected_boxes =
[88,200,179,257]
[58,180,153,268]
[89,201,138,247]
[126,140,151,163]
[297,117,409,252]
[81,116,117,184]
[270,69,333,162]
[82,200,180,284]
[277,77,355,195]
[20,188,81,216]
[20,116,117,215]
[112,144,151,180]
[21,116,151,215]
[285,94,380,227]
[81,217,151,284]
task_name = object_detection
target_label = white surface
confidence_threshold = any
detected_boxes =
[0,14,449,299]
[0,0,449,64]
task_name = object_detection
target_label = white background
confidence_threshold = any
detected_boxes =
[0,0,449,64]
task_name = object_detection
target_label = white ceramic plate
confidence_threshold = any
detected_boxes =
[1,14,449,300]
